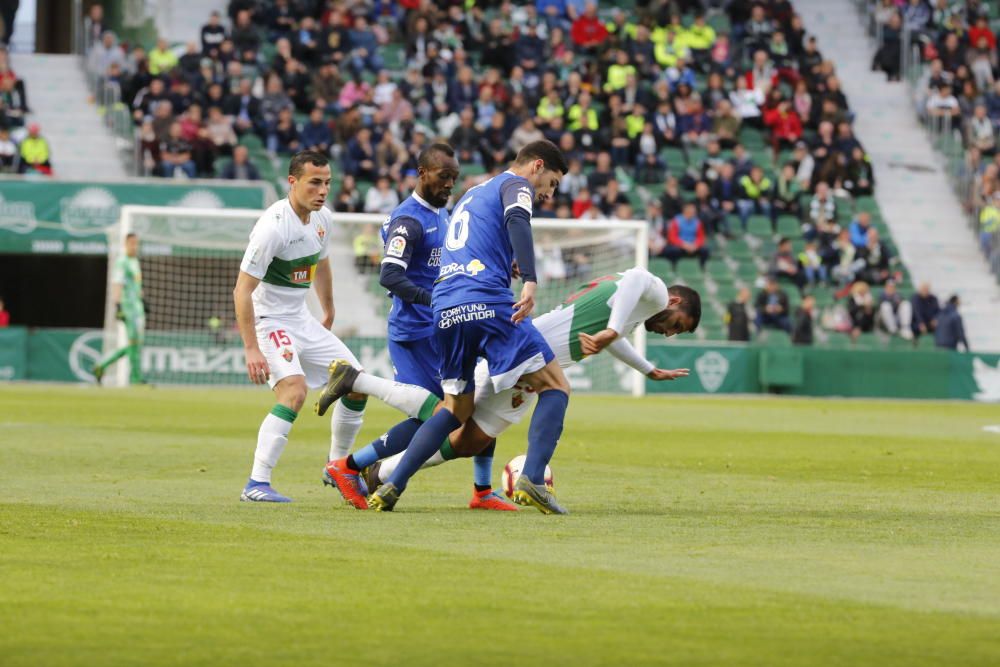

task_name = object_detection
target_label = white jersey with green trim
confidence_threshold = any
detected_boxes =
[533,267,669,375]
[239,199,334,319]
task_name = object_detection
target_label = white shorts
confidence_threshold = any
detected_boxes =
[471,360,539,438]
[255,314,360,389]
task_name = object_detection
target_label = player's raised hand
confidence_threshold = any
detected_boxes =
[512,281,536,324]
[646,368,690,381]
[578,327,619,355]
[245,347,270,384]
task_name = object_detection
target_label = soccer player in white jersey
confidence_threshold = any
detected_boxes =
[320,267,700,504]
[234,151,367,503]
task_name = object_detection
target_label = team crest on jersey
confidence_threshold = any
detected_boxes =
[387,235,407,258]
[282,347,294,362]
[315,223,326,241]
[466,259,486,276]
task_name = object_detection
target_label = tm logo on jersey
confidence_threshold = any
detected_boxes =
[291,265,314,284]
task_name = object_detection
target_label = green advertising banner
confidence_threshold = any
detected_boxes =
[24,328,101,382]
[0,326,27,380]
[0,179,274,255]
[12,329,633,393]
[645,343,760,394]
[6,328,1000,403]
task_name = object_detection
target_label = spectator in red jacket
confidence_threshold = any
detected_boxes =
[571,2,608,50]
[0,295,8,327]
[658,201,710,270]
[968,15,996,52]
[763,99,803,162]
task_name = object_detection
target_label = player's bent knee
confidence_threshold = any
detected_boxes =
[450,419,492,457]
[442,393,475,423]
[523,361,571,395]
[274,376,308,412]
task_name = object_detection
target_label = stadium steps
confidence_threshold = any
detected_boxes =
[10,53,128,180]
[152,0,229,44]
[795,0,1000,352]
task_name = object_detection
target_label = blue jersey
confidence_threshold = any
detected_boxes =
[381,193,447,341]
[433,171,535,311]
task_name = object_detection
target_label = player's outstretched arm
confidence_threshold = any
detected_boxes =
[313,258,335,329]
[234,270,269,384]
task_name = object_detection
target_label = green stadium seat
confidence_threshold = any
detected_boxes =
[746,215,772,236]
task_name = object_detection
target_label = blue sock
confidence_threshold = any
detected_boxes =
[387,409,461,492]
[473,440,496,489]
[351,418,422,469]
[522,390,568,484]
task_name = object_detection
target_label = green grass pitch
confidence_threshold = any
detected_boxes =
[2,384,999,666]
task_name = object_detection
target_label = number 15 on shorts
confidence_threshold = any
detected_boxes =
[268,329,292,348]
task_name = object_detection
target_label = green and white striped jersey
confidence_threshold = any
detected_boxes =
[534,267,669,375]
[239,198,334,318]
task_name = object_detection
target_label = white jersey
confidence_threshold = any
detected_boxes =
[239,199,334,319]
[471,267,670,438]
[533,267,669,375]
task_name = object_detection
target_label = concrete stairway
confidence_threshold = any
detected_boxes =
[796,0,1000,352]
[10,53,127,180]
[153,0,230,45]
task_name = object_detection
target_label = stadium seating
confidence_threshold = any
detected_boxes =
[88,0,929,350]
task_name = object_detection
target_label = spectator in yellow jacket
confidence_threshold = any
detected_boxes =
[19,123,51,175]
[148,38,179,76]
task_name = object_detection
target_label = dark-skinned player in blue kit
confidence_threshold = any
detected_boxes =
[318,143,514,511]
[322,140,570,513]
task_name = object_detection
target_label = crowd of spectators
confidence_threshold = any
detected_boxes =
[76,0,965,348]
[871,0,1000,270]
[0,46,48,175]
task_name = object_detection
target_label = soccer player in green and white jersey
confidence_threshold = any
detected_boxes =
[234,150,369,503]
[320,266,700,504]
[93,232,146,385]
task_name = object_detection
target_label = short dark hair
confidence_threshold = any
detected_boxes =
[668,284,701,332]
[418,142,456,170]
[125,232,138,241]
[514,139,569,174]
[288,150,329,178]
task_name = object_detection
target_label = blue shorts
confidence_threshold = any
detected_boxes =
[434,302,554,395]
[388,336,442,397]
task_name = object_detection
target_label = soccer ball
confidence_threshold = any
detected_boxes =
[501,454,554,498]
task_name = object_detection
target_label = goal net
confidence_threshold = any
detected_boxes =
[104,205,648,395]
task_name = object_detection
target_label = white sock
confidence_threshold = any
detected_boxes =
[353,372,437,419]
[250,408,296,484]
[378,449,446,483]
[329,399,366,460]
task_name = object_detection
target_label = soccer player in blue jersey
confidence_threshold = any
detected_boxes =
[373,139,570,513]
[320,143,511,509]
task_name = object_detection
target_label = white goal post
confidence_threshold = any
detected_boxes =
[104,205,649,395]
